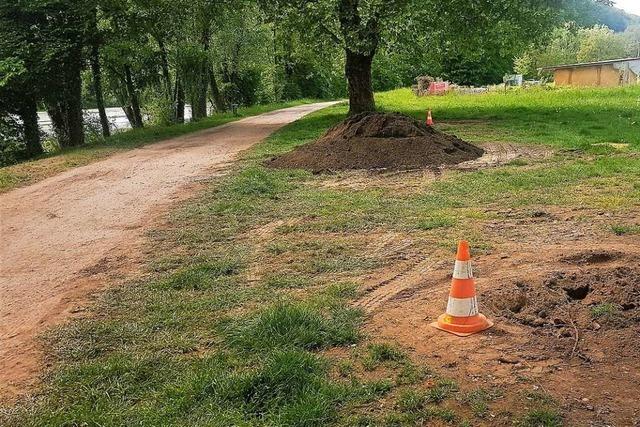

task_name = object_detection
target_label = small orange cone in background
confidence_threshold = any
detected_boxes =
[426,110,434,126]
[431,240,493,337]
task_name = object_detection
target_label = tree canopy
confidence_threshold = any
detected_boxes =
[0,0,635,164]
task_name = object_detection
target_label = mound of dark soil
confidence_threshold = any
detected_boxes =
[266,112,484,173]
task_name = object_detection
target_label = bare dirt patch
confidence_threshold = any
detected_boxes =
[0,102,338,401]
[352,210,640,425]
[266,112,484,173]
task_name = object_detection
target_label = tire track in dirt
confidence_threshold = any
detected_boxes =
[0,102,339,400]
[356,258,449,313]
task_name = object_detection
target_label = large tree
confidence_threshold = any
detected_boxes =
[265,0,565,115]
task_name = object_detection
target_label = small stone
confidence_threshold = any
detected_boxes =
[498,355,520,364]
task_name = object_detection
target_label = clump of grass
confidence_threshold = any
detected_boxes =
[157,259,240,290]
[362,343,406,371]
[228,166,301,198]
[416,216,456,231]
[422,406,457,423]
[397,389,426,412]
[610,224,640,235]
[396,362,431,386]
[308,254,378,274]
[336,360,354,377]
[427,379,459,404]
[192,349,341,426]
[368,343,406,363]
[224,301,361,352]
[517,409,563,427]
[461,388,503,418]
[264,274,311,289]
[590,302,620,318]
[352,379,394,403]
[523,390,556,405]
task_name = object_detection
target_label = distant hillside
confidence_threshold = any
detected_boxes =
[565,0,640,32]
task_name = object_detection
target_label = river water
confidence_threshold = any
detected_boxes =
[37,106,195,134]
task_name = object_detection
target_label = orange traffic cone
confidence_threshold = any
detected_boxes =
[431,241,493,337]
[426,110,434,126]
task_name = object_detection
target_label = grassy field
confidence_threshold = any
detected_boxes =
[0,100,318,193]
[3,86,640,426]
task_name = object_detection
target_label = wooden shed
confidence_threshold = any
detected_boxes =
[541,57,640,87]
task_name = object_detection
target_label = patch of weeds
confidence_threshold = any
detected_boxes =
[590,302,620,318]
[224,301,361,353]
[422,406,457,423]
[265,241,292,255]
[341,414,377,427]
[396,389,426,412]
[201,349,341,426]
[508,159,529,166]
[308,254,378,274]
[336,360,354,378]
[396,362,430,386]
[322,282,359,301]
[351,379,394,403]
[427,379,459,404]
[523,390,556,406]
[156,259,240,290]
[362,343,406,371]
[383,412,418,426]
[610,224,640,235]
[517,409,563,427]
[227,166,305,199]
[416,216,457,231]
[236,350,327,412]
[265,274,311,289]
[461,388,502,418]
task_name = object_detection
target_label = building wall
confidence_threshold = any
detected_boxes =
[553,64,638,87]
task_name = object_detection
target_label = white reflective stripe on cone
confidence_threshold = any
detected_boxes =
[446,296,479,317]
[453,260,473,279]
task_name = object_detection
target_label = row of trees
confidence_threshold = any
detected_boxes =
[516,24,640,77]
[0,0,631,165]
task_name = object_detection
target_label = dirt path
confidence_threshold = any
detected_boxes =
[0,102,338,399]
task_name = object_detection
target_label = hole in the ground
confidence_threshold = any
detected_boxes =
[622,303,636,311]
[564,284,591,300]
[561,250,621,266]
[509,295,527,313]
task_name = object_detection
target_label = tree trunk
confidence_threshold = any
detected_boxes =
[124,64,143,128]
[90,44,111,137]
[18,98,43,157]
[47,62,84,147]
[191,84,207,121]
[345,49,376,115]
[208,69,225,112]
[200,26,226,114]
[157,37,172,97]
[174,77,185,123]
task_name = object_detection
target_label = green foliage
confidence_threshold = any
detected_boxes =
[518,23,639,75]
[223,301,362,352]
[590,302,621,318]
[577,25,627,62]
[0,115,26,166]
[611,224,640,235]
[157,259,241,291]
[518,409,563,427]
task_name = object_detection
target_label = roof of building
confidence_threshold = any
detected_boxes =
[540,57,640,71]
